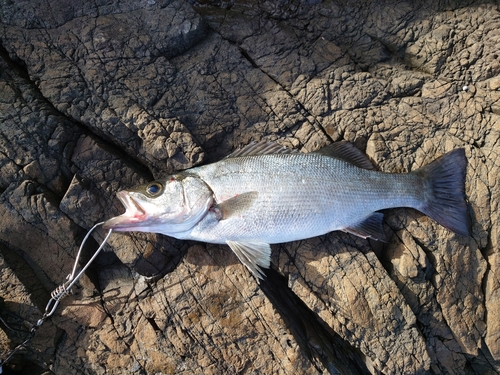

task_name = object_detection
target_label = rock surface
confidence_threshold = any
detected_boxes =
[1,0,499,374]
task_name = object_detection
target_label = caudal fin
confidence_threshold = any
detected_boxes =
[414,149,470,236]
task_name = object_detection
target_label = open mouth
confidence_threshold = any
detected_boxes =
[102,191,147,230]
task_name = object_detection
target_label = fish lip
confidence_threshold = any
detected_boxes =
[102,191,147,230]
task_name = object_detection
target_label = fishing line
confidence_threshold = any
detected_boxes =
[0,222,113,373]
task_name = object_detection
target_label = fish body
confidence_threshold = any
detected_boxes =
[104,141,469,279]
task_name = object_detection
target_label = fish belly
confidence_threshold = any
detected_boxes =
[186,153,422,244]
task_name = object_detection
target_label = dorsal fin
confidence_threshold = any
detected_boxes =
[313,141,375,170]
[226,141,296,158]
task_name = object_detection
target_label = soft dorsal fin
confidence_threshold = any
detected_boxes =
[313,141,375,170]
[226,141,296,158]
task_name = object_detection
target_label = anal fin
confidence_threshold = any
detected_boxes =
[342,212,387,242]
[226,240,271,280]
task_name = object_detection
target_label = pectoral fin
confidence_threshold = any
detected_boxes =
[215,191,258,220]
[342,212,387,242]
[226,240,271,280]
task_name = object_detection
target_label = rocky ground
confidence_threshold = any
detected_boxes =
[1,0,499,374]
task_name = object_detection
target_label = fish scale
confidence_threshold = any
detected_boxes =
[189,153,422,244]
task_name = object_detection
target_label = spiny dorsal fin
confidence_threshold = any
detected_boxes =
[226,141,296,158]
[226,240,271,280]
[214,191,258,220]
[314,141,375,170]
[342,212,387,241]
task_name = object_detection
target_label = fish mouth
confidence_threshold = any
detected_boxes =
[103,191,148,230]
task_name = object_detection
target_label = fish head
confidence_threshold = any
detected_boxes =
[103,174,213,236]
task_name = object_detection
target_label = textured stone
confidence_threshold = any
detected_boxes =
[1,1,499,374]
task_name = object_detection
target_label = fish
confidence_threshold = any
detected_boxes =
[103,141,470,279]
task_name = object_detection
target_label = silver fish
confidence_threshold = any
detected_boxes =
[103,141,469,279]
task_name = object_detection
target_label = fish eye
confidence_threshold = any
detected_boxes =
[146,182,163,197]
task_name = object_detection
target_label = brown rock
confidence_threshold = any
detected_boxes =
[1,1,499,374]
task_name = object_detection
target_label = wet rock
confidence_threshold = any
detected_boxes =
[1,1,499,374]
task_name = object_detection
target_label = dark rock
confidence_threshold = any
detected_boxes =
[1,1,499,374]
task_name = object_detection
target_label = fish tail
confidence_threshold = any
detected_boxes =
[413,148,470,236]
